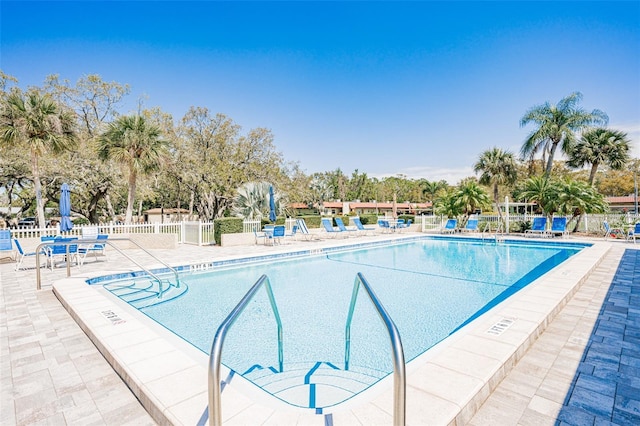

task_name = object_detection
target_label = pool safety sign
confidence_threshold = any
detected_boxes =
[486,317,516,335]
[101,309,126,325]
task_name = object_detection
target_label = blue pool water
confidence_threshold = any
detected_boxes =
[101,237,587,409]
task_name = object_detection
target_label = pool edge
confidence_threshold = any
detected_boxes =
[51,238,611,425]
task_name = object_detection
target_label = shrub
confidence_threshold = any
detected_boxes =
[213,217,244,245]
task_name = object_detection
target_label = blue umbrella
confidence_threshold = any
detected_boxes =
[59,183,73,232]
[269,185,277,222]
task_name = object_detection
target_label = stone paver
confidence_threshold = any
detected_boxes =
[470,245,640,426]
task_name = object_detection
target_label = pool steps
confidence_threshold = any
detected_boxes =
[242,361,386,409]
[104,279,188,309]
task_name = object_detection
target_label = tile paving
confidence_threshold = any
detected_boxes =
[470,244,640,426]
[1,235,639,425]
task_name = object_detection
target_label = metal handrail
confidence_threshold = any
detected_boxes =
[208,274,283,426]
[344,272,406,426]
[35,237,181,293]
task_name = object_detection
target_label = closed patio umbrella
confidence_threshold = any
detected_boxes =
[269,185,277,222]
[59,183,73,232]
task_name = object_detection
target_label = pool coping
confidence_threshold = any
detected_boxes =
[52,236,611,425]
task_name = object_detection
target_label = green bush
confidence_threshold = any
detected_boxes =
[298,215,322,228]
[72,217,90,226]
[359,214,379,225]
[213,217,244,245]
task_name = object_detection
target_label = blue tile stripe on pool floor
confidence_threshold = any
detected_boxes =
[558,248,640,425]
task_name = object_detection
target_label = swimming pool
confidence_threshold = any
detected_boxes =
[98,236,588,411]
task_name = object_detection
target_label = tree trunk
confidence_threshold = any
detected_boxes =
[494,183,504,224]
[105,194,116,222]
[588,162,599,185]
[125,168,137,223]
[31,151,47,228]
[545,140,560,176]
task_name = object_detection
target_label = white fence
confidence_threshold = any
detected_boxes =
[420,212,640,234]
[8,213,636,244]
[8,221,216,246]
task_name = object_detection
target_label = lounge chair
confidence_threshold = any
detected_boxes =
[334,217,358,236]
[627,223,640,243]
[321,218,347,238]
[352,217,376,235]
[603,220,626,240]
[377,219,393,233]
[549,217,568,238]
[295,219,319,240]
[441,219,457,234]
[13,239,46,271]
[397,219,412,231]
[461,218,479,233]
[0,230,14,261]
[77,234,108,265]
[525,217,548,237]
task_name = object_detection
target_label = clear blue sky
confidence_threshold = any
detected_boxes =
[2,1,639,183]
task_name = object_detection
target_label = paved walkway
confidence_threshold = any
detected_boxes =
[1,238,639,425]
[470,244,640,425]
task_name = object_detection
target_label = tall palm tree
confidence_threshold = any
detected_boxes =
[474,147,517,223]
[567,128,630,185]
[97,115,169,223]
[520,92,608,176]
[0,89,77,227]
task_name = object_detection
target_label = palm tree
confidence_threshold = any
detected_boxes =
[0,89,77,227]
[520,92,608,176]
[454,180,491,225]
[556,179,608,231]
[434,189,462,219]
[514,175,557,218]
[97,115,169,223]
[567,128,630,185]
[474,147,517,223]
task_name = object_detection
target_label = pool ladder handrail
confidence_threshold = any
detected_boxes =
[345,272,406,426]
[208,274,283,426]
[482,221,504,242]
[35,237,181,295]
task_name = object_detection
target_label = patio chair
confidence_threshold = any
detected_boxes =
[77,234,108,265]
[81,225,99,240]
[627,223,640,243]
[377,219,391,233]
[0,229,14,261]
[44,237,79,270]
[461,218,479,233]
[352,217,376,235]
[549,217,568,238]
[295,219,319,241]
[334,217,358,236]
[13,239,46,271]
[267,225,286,245]
[603,220,626,240]
[441,219,457,234]
[321,218,347,238]
[397,219,412,231]
[525,217,548,237]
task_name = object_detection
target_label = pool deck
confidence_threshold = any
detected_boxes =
[1,232,638,425]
